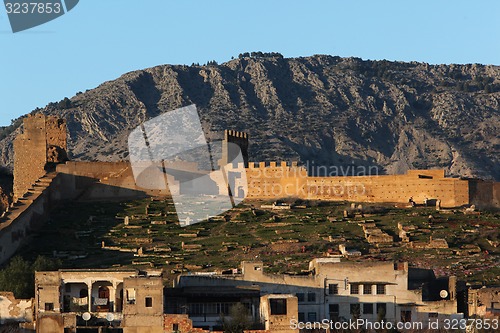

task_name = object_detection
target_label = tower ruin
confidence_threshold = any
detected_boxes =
[13,114,67,200]
[221,130,249,168]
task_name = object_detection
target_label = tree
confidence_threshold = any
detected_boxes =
[220,303,253,333]
[57,97,72,109]
[0,256,61,299]
[0,256,32,299]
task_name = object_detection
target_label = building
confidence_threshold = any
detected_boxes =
[34,269,164,333]
[30,268,297,333]
[468,287,500,318]
[169,259,465,330]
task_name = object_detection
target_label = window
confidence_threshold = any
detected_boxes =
[329,284,339,295]
[329,304,339,321]
[44,303,54,311]
[298,312,305,322]
[79,289,88,298]
[376,284,386,295]
[189,303,204,315]
[308,312,317,322]
[296,293,305,302]
[350,304,360,318]
[363,284,372,295]
[401,310,412,322]
[145,297,153,308]
[203,302,232,315]
[270,299,287,315]
[126,288,136,304]
[377,303,387,318]
[350,284,359,295]
[363,303,373,314]
[307,292,316,302]
[172,323,179,332]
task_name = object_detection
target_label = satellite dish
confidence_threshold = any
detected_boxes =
[106,313,115,322]
[440,290,449,299]
[82,312,91,321]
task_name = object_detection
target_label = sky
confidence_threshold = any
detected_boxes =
[0,0,499,126]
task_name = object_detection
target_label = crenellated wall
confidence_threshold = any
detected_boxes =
[239,163,474,207]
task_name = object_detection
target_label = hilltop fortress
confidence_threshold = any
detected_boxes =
[0,114,498,265]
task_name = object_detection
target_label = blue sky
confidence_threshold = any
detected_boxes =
[0,0,499,126]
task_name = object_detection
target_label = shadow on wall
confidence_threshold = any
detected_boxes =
[0,172,157,267]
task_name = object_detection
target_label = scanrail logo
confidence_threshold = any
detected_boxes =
[128,105,248,227]
[3,0,79,33]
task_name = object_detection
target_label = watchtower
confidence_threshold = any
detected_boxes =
[13,114,67,200]
[221,130,249,168]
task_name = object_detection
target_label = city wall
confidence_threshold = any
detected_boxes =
[240,163,476,208]
[0,174,61,266]
[55,161,169,200]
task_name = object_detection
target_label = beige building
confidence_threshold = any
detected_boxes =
[34,269,164,333]
[172,259,463,329]
[468,287,500,318]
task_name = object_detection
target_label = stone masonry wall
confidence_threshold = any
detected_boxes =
[13,114,67,200]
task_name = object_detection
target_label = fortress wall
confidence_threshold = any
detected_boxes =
[0,177,58,265]
[469,180,500,209]
[245,162,308,199]
[13,136,46,201]
[308,174,469,207]
[13,115,67,201]
[56,161,170,200]
[243,165,471,207]
[13,116,47,200]
[44,116,67,150]
[307,176,469,207]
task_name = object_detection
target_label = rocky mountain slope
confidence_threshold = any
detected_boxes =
[0,54,499,180]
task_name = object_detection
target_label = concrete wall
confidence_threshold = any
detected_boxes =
[468,287,500,318]
[122,276,164,333]
[0,292,33,325]
[260,295,298,333]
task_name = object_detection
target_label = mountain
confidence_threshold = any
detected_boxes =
[0,54,499,180]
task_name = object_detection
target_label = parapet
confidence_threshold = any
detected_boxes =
[224,129,248,139]
[406,169,446,179]
[247,161,302,169]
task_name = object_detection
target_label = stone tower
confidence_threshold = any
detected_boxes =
[13,114,67,201]
[221,130,249,168]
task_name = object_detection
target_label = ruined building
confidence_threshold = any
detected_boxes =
[13,114,67,201]
[220,129,249,168]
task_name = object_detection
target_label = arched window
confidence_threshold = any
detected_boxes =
[79,288,88,298]
[98,286,110,299]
